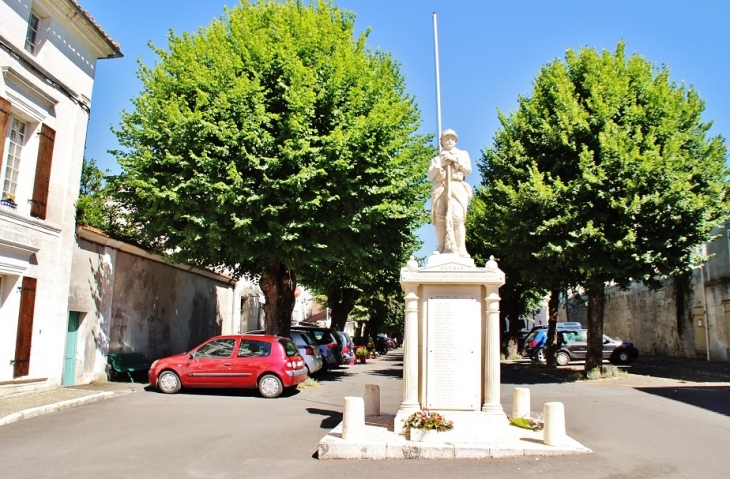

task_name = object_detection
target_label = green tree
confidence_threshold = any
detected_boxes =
[77,158,126,235]
[303,223,425,332]
[475,41,728,372]
[112,0,430,336]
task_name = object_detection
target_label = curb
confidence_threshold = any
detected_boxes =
[0,391,117,427]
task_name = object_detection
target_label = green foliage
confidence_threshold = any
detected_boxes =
[111,0,430,329]
[76,158,127,236]
[476,41,728,292]
[296,377,319,390]
[508,416,543,431]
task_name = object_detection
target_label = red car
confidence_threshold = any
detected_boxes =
[148,334,307,398]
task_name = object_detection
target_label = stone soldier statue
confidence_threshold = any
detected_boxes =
[427,129,473,257]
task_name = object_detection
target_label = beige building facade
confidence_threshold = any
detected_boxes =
[0,0,121,394]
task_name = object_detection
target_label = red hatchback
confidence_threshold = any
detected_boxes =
[148,334,307,398]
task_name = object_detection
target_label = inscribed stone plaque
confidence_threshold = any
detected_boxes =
[426,296,480,410]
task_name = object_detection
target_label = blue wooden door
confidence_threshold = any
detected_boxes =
[63,312,79,386]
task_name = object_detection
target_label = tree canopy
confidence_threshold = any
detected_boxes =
[112,0,430,335]
[471,41,728,371]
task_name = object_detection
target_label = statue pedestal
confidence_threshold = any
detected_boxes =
[395,253,507,443]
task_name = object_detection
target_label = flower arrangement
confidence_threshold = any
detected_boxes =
[402,409,454,433]
[355,347,368,359]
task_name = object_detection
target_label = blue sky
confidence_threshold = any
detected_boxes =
[79,0,730,258]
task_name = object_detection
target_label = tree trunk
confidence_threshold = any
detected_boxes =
[585,281,605,373]
[501,298,520,358]
[545,289,560,367]
[327,287,360,331]
[259,261,296,337]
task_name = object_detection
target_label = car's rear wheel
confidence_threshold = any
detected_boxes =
[258,374,283,398]
[556,351,570,366]
[157,370,181,394]
[615,349,632,364]
[533,348,546,363]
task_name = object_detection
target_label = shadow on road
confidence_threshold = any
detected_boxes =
[501,361,576,385]
[306,407,342,429]
[625,356,730,383]
[635,386,730,417]
[369,367,402,378]
[309,368,354,383]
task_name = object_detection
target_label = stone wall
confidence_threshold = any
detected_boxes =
[68,228,235,383]
[560,276,730,361]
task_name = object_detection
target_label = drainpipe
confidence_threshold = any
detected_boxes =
[700,263,711,361]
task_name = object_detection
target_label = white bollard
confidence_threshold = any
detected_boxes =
[512,387,530,418]
[342,396,365,441]
[543,401,567,446]
[364,384,380,416]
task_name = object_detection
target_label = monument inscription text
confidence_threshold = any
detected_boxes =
[426,296,480,410]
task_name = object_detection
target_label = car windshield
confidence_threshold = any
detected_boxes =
[278,338,299,357]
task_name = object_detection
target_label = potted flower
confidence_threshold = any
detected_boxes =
[355,347,368,363]
[366,338,376,359]
[402,408,454,442]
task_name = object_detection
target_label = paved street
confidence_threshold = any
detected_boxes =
[1,353,729,478]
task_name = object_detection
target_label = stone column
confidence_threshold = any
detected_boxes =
[398,285,421,415]
[482,284,503,414]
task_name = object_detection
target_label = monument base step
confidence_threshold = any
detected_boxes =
[318,416,592,460]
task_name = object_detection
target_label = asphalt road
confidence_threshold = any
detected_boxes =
[1,354,729,479]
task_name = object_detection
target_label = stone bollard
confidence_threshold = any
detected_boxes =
[364,384,380,416]
[543,401,567,446]
[512,387,530,418]
[342,397,365,441]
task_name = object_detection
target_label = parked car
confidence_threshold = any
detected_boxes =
[338,331,355,364]
[148,334,307,398]
[375,336,394,355]
[291,325,345,368]
[521,323,585,358]
[554,330,639,366]
[247,329,323,375]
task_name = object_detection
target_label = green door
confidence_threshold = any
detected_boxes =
[63,312,79,386]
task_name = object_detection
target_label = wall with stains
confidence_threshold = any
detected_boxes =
[68,231,235,383]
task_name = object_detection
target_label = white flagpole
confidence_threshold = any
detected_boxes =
[432,12,442,142]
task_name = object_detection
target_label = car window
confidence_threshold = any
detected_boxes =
[194,339,235,358]
[278,338,299,357]
[302,330,330,345]
[575,330,587,342]
[525,331,539,342]
[298,332,317,347]
[562,332,576,343]
[238,340,271,358]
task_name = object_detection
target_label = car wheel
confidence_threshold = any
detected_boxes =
[258,374,283,398]
[534,348,546,363]
[615,349,632,364]
[157,370,181,394]
[556,351,570,366]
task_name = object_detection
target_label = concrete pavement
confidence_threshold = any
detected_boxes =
[1,352,730,478]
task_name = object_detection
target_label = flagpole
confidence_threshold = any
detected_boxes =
[432,12,442,142]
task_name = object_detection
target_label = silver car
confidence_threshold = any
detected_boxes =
[289,330,324,375]
[245,329,323,375]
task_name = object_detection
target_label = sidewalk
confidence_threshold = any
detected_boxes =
[0,381,144,427]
